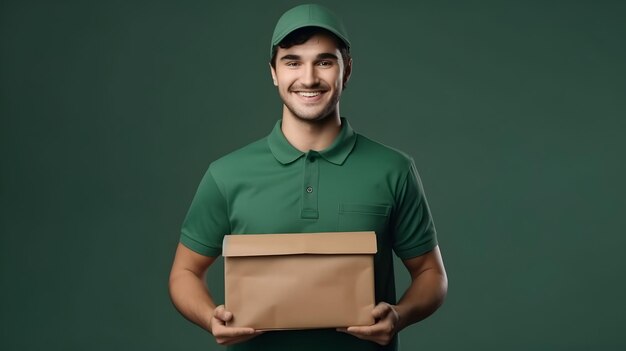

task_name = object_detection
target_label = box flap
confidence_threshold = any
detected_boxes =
[222,232,377,257]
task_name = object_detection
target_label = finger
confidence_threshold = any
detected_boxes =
[374,303,400,325]
[339,326,377,343]
[215,329,264,346]
[213,305,233,322]
[371,302,391,319]
[221,327,256,337]
[213,325,256,338]
[343,325,394,346]
[346,324,384,336]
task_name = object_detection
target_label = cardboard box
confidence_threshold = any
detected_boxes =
[223,231,377,330]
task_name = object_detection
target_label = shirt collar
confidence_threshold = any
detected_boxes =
[268,117,357,166]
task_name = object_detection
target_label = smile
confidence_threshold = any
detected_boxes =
[296,91,323,97]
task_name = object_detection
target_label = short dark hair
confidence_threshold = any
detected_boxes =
[270,26,351,69]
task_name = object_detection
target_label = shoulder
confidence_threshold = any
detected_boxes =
[208,136,271,178]
[353,133,414,171]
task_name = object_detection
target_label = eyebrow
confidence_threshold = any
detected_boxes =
[279,53,339,61]
[317,53,339,60]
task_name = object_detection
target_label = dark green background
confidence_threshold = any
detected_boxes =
[1,0,625,350]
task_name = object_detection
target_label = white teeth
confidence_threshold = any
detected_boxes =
[297,91,321,97]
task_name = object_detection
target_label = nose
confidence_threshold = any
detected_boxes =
[301,63,319,87]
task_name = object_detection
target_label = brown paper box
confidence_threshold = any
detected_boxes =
[223,231,377,330]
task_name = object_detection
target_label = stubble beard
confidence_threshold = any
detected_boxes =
[281,87,342,123]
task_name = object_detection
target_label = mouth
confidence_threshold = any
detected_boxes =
[296,91,322,97]
[293,90,326,102]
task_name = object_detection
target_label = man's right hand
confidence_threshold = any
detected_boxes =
[210,305,264,346]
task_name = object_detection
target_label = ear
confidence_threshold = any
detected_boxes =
[269,63,278,86]
[342,58,352,89]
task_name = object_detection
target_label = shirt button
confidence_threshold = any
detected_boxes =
[306,186,313,193]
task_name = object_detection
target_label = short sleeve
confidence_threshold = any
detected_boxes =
[391,159,438,260]
[180,167,230,257]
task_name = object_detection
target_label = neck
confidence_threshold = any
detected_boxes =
[281,108,342,152]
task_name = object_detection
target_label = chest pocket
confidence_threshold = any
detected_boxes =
[338,203,391,235]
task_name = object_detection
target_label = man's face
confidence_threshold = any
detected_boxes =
[270,33,351,122]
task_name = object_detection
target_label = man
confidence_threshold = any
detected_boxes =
[169,4,447,351]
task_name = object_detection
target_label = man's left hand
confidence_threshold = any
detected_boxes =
[338,302,400,346]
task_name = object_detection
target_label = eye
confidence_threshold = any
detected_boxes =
[285,61,300,67]
[317,60,333,67]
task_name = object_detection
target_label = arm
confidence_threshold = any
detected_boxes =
[339,246,447,345]
[168,243,263,346]
[395,245,448,329]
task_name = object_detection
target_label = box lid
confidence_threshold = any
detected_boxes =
[222,232,377,257]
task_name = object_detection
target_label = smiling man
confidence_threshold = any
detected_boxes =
[169,4,447,351]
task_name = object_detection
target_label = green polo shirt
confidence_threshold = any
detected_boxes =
[181,118,437,351]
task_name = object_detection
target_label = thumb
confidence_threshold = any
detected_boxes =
[372,302,393,320]
[213,305,233,322]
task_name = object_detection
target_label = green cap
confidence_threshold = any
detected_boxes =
[270,4,350,57]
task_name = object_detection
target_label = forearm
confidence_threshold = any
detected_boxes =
[169,245,260,346]
[394,267,448,331]
[169,269,217,333]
